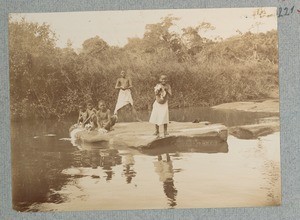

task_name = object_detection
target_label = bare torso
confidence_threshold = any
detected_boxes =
[116,77,132,90]
[96,109,110,128]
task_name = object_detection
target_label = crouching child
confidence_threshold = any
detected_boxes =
[96,100,117,132]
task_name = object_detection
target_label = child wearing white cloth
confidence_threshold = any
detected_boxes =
[149,75,172,137]
[114,70,140,121]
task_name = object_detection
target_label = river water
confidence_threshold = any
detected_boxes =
[11,107,281,211]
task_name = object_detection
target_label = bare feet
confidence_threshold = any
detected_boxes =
[164,132,169,137]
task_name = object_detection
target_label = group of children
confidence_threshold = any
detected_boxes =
[76,71,172,137]
[77,100,117,133]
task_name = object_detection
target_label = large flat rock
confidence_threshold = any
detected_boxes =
[212,99,279,113]
[71,121,228,149]
[140,141,228,156]
[229,122,279,139]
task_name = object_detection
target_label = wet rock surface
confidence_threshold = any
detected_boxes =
[229,118,279,139]
[71,121,228,149]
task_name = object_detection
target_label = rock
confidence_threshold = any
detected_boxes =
[140,141,228,156]
[91,175,100,179]
[212,99,279,113]
[70,122,228,149]
[61,167,81,176]
[258,116,279,124]
[229,122,279,139]
[192,119,211,125]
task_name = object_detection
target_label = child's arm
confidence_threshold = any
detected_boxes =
[115,78,121,89]
[96,112,102,128]
[127,78,133,89]
[107,109,112,122]
[166,84,172,96]
[83,112,91,125]
[83,116,90,125]
[77,111,81,123]
[154,84,161,95]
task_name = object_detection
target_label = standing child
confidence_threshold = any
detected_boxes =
[149,75,172,137]
[114,70,140,121]
[96,100,117,131]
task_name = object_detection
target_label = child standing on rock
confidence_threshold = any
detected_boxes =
[149,75,172,137]
[114,70,140,121]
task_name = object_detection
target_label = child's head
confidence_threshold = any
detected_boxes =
[159,75,168,85]
[79,103,86,111]
[120,70,126,78]
[98,100,106,111]
[87,102,93,110]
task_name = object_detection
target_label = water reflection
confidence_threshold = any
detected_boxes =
[72,148,122,181]
[141,140,228,156]
[154,154,177,208]
[122,154,136,184]
[11,106,280,211]
[11,120,77,211]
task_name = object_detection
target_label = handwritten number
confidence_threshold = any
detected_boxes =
[284,7,289,16]
[278,6,298,17]
[278,7,283,17]
[290,6,294,14]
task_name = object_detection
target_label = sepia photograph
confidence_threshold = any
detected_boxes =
[9,7,281,212]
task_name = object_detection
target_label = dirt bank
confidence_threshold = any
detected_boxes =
[212,99,279,113]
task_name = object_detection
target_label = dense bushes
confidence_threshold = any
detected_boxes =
[9,17,278,119]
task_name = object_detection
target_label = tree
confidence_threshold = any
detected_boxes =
[182,22,215,55]
[8,15,278,119]
[9,17,62,118]
[82,36,109,57]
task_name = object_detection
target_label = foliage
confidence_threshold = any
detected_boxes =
[9,16,279,120]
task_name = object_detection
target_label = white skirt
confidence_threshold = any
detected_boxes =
[114,89,134,114]
[149,100,169,126]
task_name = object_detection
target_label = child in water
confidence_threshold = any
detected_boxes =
[149,75,172,137]
[96,100,117,132]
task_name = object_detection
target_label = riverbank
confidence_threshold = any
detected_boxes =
[212,99,279,113]
[212,100,280,139]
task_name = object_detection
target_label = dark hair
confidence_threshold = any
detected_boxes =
[86,101,93,106]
